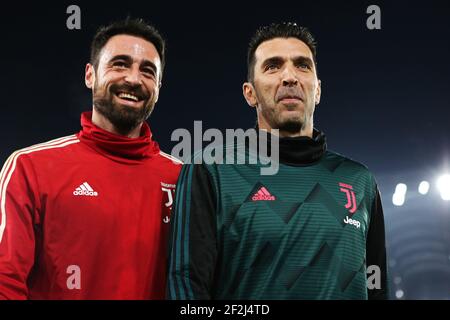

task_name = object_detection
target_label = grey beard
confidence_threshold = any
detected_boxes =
[263,107,306,134]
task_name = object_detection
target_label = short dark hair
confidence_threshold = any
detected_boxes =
[247,22,317,82]
[90,17,166,76]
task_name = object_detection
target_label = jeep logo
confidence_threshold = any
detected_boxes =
[344,216,361,229]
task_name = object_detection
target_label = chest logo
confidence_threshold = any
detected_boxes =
[161,182,176,225]
[251,186,276,201]
[339,182,356,214]
[161,182,175,207]
[344,215,361,229]
[73,182,98,197]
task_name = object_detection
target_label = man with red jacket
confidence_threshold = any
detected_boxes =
[0,18,181,299]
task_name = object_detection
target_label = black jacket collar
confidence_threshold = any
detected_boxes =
[253,127,327,166]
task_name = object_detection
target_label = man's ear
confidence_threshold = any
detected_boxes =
[85,63,95,89]
[315,79,322,105]
[243,82,258,108]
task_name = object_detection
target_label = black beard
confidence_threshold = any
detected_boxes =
[93,83,153,136]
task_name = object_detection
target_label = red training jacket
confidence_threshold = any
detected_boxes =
[0,111,182,299]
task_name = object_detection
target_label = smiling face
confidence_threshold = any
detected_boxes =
[85,34,162,136]
[243,37,321,137]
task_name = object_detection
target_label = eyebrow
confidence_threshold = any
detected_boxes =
[109,54,158,73]
[140,60,157,74]
[261,56,284,68]
[292,56,314,67]
[261,55,314,68]
[109,54,133,64]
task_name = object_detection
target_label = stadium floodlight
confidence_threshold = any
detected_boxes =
[437,174,450,201]
[395,289,404,299]
[392,193,405,206]
[392,183,407,206]
[418,181,430,195]
[395,183,407,195]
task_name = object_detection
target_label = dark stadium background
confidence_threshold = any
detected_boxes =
[1,0,449,299]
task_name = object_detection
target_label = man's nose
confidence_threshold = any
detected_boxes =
[124,65,142,85]
[281,66,298,87]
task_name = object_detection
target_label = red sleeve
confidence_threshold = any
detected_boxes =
[0,152,40,300]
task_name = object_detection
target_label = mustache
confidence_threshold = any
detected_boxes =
[275,87,304,102]
[109,83,149,101]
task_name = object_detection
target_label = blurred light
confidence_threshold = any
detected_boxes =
[437,174,450,201]
[389,259,396,267]
[395,289,404,299]
[418,181,430,195]
[393,183,407,206]
[395,183,407,194]
[392,193,405,206]
[394,276,402,285]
